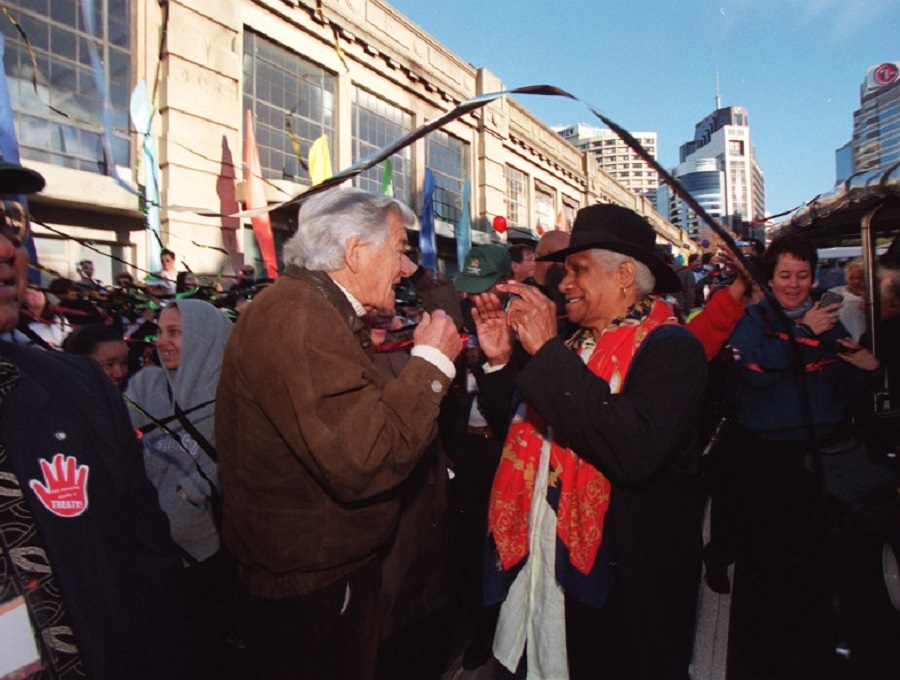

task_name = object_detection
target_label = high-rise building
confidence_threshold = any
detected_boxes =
[657,158,724,240]
[851,62,900,173]
[664,106,765,241]
[554,123,659,204]
[835,141,854,184]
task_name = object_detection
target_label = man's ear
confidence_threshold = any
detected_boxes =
[344,237,363,274]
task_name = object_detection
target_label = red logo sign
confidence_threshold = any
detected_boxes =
[29,454,90,518]
[874,63,899,86]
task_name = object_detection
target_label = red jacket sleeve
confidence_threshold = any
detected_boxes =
[686,288,746,361]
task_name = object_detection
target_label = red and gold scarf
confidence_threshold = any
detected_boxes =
[487,297,678,575]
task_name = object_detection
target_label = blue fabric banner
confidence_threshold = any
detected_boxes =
[456,177,472,271]
[0,33,39,283]
[80,0,116,175]
[129,80,163,270]
[419,168,436,271]
[82,0,145,206]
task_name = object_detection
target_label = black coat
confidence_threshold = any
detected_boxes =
[477,325,708,679]
[0,343,199,679]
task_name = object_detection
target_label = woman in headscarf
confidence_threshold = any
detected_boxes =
[125,299,234,677]
[471,205,708,680]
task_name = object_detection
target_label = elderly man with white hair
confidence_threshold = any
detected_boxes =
[216,188,460,680]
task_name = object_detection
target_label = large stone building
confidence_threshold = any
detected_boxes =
[6,0,694,285]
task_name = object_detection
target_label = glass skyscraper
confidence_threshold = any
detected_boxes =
[853,62,900,173]
[666,106,765,241]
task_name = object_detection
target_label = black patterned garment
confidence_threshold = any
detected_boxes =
[0,359,85,679]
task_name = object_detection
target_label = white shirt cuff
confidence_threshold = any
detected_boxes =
[411,345,457,380]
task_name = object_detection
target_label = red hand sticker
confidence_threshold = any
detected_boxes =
[29,454,90,518]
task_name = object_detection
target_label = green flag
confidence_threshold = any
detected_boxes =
[380,159,393,197]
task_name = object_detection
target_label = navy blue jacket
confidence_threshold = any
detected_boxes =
[729,299,881,441]
[0,343,199,679]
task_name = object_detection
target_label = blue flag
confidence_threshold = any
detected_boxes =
[0,33,40,283]
[81,0,116,175]
[129,81,163,270]
[419,168,436,271]
[456,178,472,271]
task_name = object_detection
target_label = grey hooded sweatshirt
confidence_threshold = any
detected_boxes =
[126,300,232,564]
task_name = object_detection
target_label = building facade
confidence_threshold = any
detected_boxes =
[554,123,659,205]
[663,106,765,242]
[657,158,724,242]
[835,141,854,184]
[5,0,694,286]
[851,61,900,174]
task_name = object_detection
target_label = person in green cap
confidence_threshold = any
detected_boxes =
[450,243,514,669]
[453,244,513,296]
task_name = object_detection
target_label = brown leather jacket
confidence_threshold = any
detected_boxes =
[216,266,452,598]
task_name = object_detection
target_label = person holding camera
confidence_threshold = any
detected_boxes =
[724,233,881,677]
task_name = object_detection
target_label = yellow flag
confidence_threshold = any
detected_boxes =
[308,134,333,186]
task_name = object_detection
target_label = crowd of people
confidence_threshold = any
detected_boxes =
[2,160,899,680]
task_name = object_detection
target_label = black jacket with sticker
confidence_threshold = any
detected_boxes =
[0,342,198,679]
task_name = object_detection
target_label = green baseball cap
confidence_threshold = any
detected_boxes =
[454,244,512,294]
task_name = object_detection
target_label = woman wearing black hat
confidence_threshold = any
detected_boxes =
[470,204,707,680]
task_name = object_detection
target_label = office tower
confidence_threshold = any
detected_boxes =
[554,124,659,204]
[852,62,900,173]
[666,105,765,241]
[835,141,854,184]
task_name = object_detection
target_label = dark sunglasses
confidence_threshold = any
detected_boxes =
[0,200,30,247]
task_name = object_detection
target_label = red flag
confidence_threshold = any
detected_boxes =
[555,210,569,232]
[244,109,279,279]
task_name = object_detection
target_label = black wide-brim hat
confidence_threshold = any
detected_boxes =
[0,161,46,195]
[537,203,681,294]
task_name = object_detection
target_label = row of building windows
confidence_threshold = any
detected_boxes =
[503,165,526,228]
[243,31,336,186]
[242,32,476,228]
[505,165,579,232]
[241,31,476,229]
[5,0,131,172]
[425,129,468,226]
[593,154,655,162]
[7,7,479,234]
[351,88,412,203]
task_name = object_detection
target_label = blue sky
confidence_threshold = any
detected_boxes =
[388,0,899,216]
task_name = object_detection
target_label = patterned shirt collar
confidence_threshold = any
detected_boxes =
[567,295,655,351]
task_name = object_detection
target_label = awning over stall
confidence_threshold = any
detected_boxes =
[768,162,900,245]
